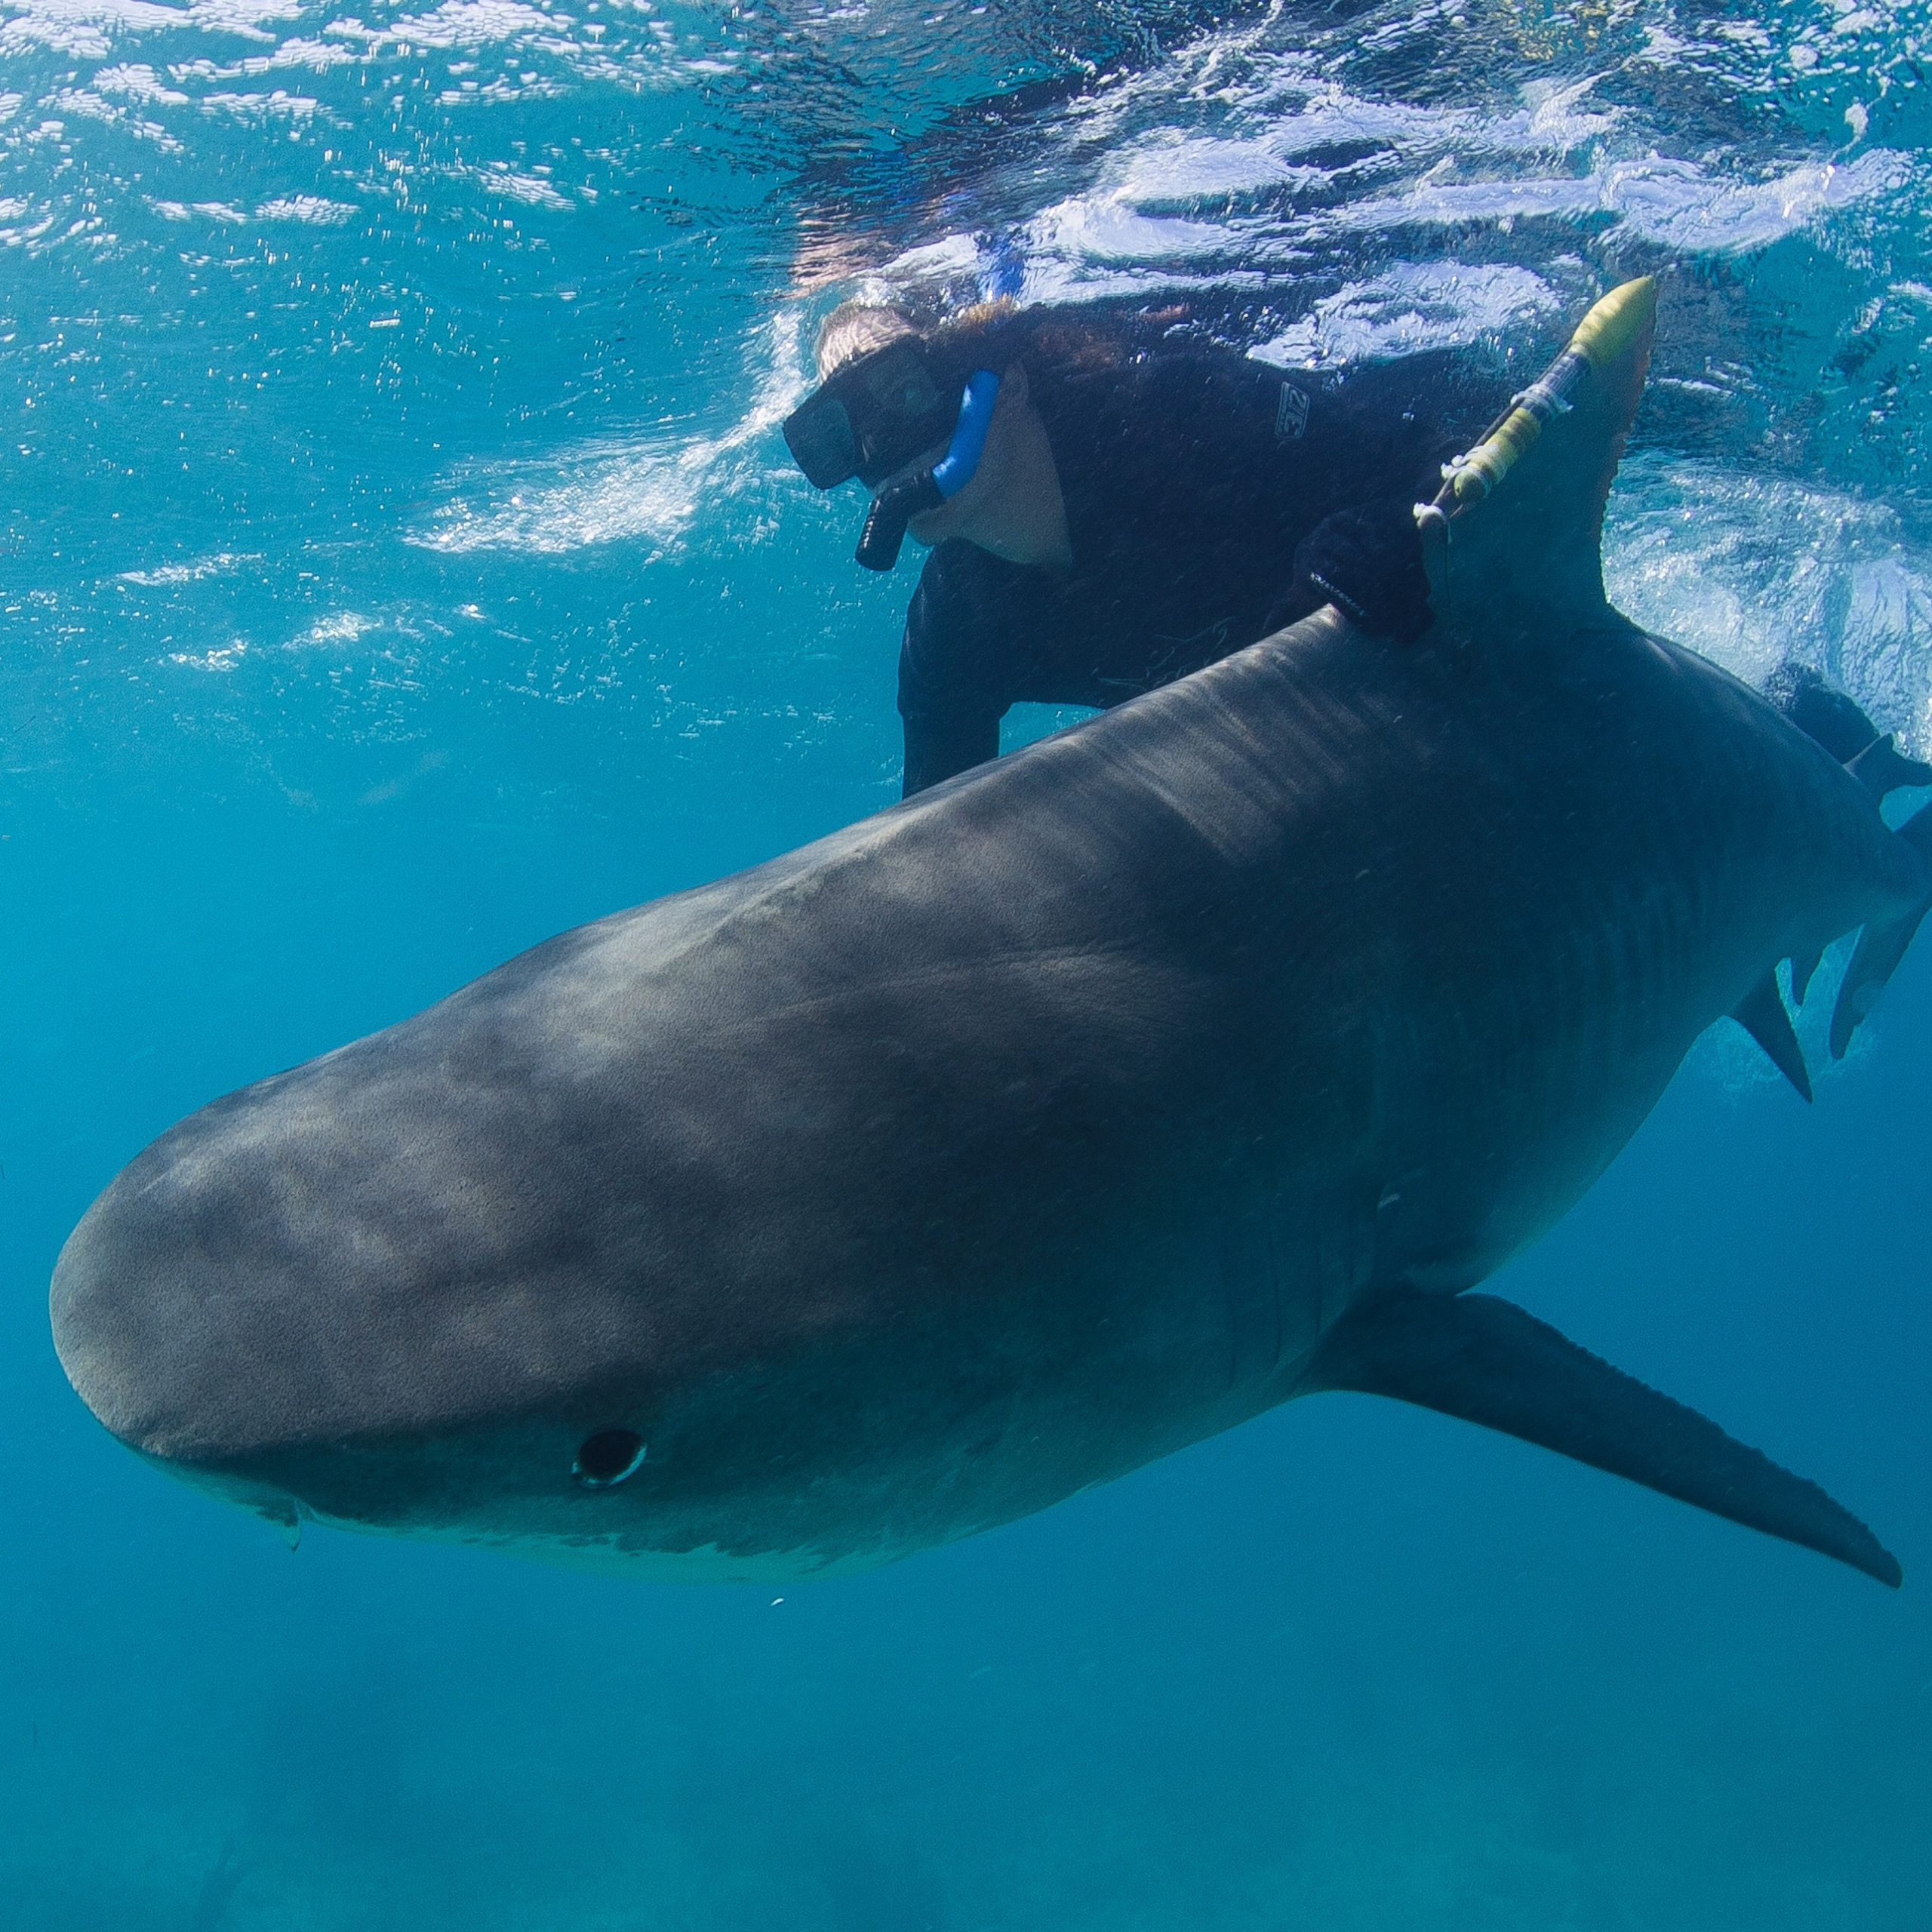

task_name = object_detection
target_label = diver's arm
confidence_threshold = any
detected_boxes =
[900,707,1002,798]
[1258,495,1432,643]
[895,543,1022,797]
[1260,356,1509,643]
[1285,496,1433,644]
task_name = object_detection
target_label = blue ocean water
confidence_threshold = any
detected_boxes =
[4,0,1931,1922]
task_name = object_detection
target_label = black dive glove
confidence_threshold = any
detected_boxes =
[1291,497,1432,645]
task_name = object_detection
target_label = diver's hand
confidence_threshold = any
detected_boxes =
[1293,498,1432,645]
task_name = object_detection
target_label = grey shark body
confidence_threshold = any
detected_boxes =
[53,307,1930,1586]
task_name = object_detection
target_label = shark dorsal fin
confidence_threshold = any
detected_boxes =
[1426,278,1657,637]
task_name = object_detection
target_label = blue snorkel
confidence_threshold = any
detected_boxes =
[854,368,1001,573]
[934,368,1001,497]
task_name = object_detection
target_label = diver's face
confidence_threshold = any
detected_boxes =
[900,361,1027,549]
[900,361,1069,573]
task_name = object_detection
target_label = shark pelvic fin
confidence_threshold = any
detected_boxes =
[1730,972,1810,1100]
[1830,798,1932,1060]
[1304,1287,1900,1587]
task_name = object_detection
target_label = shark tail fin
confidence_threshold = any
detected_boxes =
[1829,798,1932,1059]
[1789,943,1826,1008]
[1305,1287,1900,1587]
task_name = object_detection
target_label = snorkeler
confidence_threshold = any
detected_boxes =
[783,297,1509,795]
[782,296,1932,803]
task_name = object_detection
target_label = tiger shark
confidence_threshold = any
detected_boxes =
[51,281,1930,1586]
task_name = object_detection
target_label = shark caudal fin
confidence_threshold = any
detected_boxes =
[1829,798,1932,1059]
[1420,276,1657,636]
[1305,1287,1901,1586]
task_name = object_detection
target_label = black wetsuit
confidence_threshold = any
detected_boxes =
[896,344,1509,794]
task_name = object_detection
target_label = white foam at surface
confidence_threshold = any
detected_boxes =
[1108,134,1312,209]
[876,233,989,285]
[254,192,356,221]
[472,162,571,210]
[1303,152,1906,255]
[1607,454,1932,756]
[91,62,191,103]
[386,0,555,48]
[414,310,811,557]
[1026,196,1242,267]
[1254,261,1562,367]
[1601,150,1909,253]
[120,551,253,584]
[995,35,1913,325]
[49,83,184,146]
[165,638,251,671]
[0,0,306,54]
[293,610,374,646]
[0,0,688,103]
[1223,86,1463,162]
[169,41,360,76]
[145,195,246,218]
[198,85,318,117]
[181,0,303,38]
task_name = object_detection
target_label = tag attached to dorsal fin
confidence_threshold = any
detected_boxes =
[1845,733,1932,802]
[1432,279,1656,637]
[1731,971,1811,1101]
[1304,1287,1900,1586]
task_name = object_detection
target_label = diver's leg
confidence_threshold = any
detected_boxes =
[1767,663,1887,762]
[1767,663,1932,789]
[900,706,1001,797]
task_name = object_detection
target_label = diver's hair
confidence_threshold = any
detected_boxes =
[814,302,918,380]
[928,297,1168,379]
[818,293,1187,387]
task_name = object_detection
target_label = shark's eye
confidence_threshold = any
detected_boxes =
[573,1429,647,1488]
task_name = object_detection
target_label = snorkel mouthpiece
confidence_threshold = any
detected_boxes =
[854,369,1000,574]
[855,471,943,572]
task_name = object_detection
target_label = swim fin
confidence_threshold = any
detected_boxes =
[1303,1286,1900,1586]
[1829,798,1932,1060]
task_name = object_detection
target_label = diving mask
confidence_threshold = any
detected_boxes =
[783,339,1001,571]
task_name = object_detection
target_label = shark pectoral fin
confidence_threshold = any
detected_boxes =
[1305,1288,1901,1587]
[1830,798,1932,1059]
[1731,971,1810,1100]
